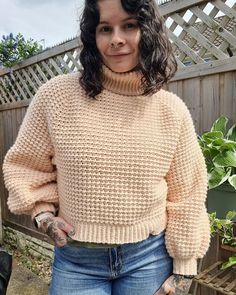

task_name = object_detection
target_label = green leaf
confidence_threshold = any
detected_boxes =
[209,212,217,219]
[230,238,236,246]
[0,32,42,68]
[227,124,236,141]
[221,255,236,269]
[213,150,236,167]
[208,167,231,189]
[206,162,214,174]
[226,211,236,220]
[212,138,225,147]
[202,131,224,144]
[198,136,205,148]
[203,148,218,166]
[211,116,229,135]
[228,175,236,190]
[219,140,236,151]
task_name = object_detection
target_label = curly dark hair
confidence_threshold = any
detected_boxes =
[79,0,177,98]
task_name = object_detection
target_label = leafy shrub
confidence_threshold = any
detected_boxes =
[0,33,43,68]
[198,116,236,190]
[209,211,236,269]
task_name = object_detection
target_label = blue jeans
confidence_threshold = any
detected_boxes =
[49,230,173,295]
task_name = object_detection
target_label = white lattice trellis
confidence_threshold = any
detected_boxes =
[0,39,81,104]
[159,0,236,66]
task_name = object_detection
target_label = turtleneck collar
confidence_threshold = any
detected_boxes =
[101,64,145,96]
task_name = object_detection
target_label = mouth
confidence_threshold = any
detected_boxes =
[108,53,131,57]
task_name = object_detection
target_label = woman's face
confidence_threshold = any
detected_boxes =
[95,0,141,73]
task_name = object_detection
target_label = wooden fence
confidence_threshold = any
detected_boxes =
[0,1,236,293]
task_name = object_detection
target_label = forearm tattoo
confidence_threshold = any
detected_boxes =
[41,218,66,244]
[157,275,192,295]
[41,216,54,228]
[173,275,192,295]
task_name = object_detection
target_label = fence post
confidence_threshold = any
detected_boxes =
[0,199,2,244]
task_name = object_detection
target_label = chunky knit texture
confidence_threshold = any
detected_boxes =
[2,65,211,275]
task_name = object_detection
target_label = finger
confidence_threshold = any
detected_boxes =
[154,286,167,295]
[163,281,175,294]
[46,222,68,247]
[55,231,68,247]
[40,215,54,230]
[55,217,75,236]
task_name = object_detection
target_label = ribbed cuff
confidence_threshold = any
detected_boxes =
[173,258,197,275]
[31,202,57,220]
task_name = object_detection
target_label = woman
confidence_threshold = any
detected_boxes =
[2,0,211,294]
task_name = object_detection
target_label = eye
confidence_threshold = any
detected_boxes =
[124,23,138,29]
[99,26,112,33]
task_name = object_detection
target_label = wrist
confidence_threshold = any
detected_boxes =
[34,211,55,229]
[173,274,195,279]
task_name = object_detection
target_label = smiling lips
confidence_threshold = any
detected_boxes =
[108,53,131,57]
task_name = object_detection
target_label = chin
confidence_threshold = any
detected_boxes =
[105,63,137,73]
[112,68,130,73]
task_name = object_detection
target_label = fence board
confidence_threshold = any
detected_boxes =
[201,74,221,132]
[0,79,13,103]
[159,0,209,17]
[220,72,236,124]
[0,87,8,105]
[190,6,236,48]
[173,56,236,81]
[177,3,205,62]
[167,30,205,64]
[214,0,236,19]
[171,13,228,60]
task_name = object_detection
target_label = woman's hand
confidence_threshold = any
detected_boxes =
[40,214,75,247]
[154,274,193,295]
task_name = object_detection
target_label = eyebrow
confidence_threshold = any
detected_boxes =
[98,16,136,25]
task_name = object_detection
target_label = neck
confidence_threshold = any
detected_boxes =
[101,64,145,96]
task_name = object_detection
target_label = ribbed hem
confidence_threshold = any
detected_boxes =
[31,202,57,220]
[173,258,197,275]
[59,212,167,244]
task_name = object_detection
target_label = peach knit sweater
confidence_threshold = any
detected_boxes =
[2,65,210,275]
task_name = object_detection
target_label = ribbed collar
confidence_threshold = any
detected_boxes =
[102,64,145,96]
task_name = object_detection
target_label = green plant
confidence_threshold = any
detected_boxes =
[209,211,236,270]
[198,116,236,190]
[0,33,43,68]
[209,211,236,246]
[221,256,236,270]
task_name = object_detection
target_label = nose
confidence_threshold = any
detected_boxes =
[110,28,125,47]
